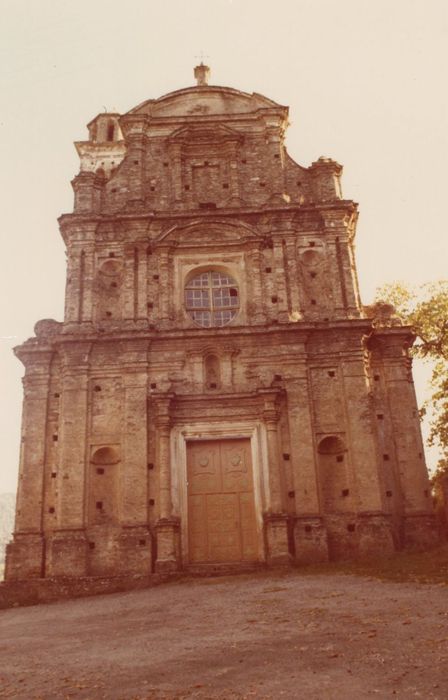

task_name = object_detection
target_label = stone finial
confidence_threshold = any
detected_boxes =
[194,63,210,86]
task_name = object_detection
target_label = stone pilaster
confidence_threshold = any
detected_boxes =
[272,238,289,322]
[63,223,96,329]
[369,330,438,549]
[247,246,266,324]
[157,246,171,329]
[4,347,53,580]
[284,237,303,318]
[341,353,394,557]
[154,394,179,572]
[287,375,330,564]
[259,390,291,564]
[46,343,91,577]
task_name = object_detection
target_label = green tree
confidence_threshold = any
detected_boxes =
[375,281,448,475]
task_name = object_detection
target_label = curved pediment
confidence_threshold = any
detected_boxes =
[129,86,287,119]
[155,219,262,247]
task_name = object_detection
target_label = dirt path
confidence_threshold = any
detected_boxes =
[1,570,447,699]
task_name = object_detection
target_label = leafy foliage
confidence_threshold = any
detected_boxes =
[376,281,448,475]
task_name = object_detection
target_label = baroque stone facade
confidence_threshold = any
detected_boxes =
[5,65,437,580]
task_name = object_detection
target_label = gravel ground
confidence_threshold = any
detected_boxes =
[0,570,447,699]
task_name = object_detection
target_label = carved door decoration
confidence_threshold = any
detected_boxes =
[187,439,258,563]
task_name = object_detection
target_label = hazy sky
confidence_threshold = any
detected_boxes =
[0,0,447,493]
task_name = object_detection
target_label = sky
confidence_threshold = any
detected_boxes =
[0,0,447,493]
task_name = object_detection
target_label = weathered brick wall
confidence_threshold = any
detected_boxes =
[4,75,437,583]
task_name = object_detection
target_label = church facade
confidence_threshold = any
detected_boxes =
[5,65,436,580]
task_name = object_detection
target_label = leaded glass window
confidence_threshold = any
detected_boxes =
[185,271,239,327]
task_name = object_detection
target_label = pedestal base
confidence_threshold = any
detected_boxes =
[155,517,180,573]
[46,530,88,577]
[264,513,291,565]
[4,533,44,580]
[293,516,329,565]
[357,512,395,560]
[403,513,439,550]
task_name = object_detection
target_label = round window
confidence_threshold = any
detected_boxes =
[185,271,239,327]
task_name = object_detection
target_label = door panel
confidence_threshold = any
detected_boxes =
[221,439,253,493]
[187,438,258,563]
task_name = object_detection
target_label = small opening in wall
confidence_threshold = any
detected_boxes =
[274,153,280,159]
[94,385,101,392]
[96,501,103,510]
[106,311,112,317]
[204,160,209,166]
[259,182,266,187]
[149,499,155,506]
[163,162,169,167]
[108,252,115,258]
[297,181,302,186]
[49,507,55,514]
[271,296,278,304]
[134,160,139,165]
[288,490,295,498]
[111,282,118,288]
[111,188,117,193]
[383,454,390,461]
[424,489,429,497]
[311,299,317,305]
[310,272,317,278]
[209,382,217,389]
[139,539,146,546]
[51,472,57,479]
[223,183,229,189]
[336,455,344,463]
[153,274,159,280]
[342,489,350,497]
[386,490,393,497]
[274,374,282,381]
[147,302,154,309]
[309,241,315,247]
[328,371,335,378]
[89,542,95,550]
[54,393,60,398]
[147,463,154,470]
[150,186,155,191]
[199,202,217,209]
[283,453,290,461]
[419,452,423,459]
[265,267,272,273]
[241,159,247,164]
[374,374,380,381]
[377,414,384,420]
[96,468,105,475]
[150,383,157,389]
[52,434,58,442]
[347,523,356,533]
[184,185,190,191]
[304,524,312,533]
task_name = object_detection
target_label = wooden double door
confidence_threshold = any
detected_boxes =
[187,438,259,563]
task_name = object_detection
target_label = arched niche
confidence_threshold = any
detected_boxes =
[317,435,351,513]
[89,445,121,524]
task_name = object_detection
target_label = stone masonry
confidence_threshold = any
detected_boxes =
[5,65,437,581]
